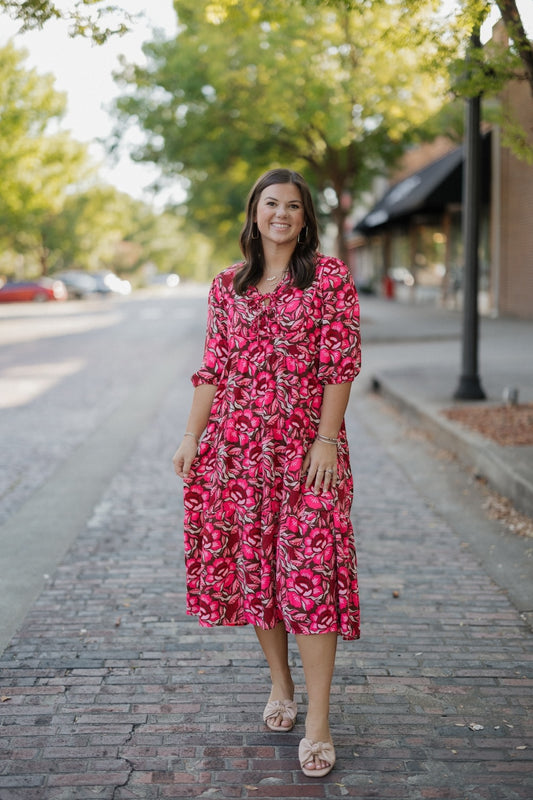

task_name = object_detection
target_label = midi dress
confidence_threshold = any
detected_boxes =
[183,254,362,640]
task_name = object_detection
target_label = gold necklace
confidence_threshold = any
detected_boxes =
[264,266,288,283]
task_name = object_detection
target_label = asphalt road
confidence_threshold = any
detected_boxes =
[0,288,209,650]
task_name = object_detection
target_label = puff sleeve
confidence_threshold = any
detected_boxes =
[191,275,229,387]
[316,258,361,385]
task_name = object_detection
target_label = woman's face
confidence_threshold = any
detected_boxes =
[254,183,306,249]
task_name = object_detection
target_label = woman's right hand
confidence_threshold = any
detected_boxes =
[172,436,199,480]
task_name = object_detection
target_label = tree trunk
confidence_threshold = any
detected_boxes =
[39,247,49,276]
[495,0,533,98]
[331,204,350,264]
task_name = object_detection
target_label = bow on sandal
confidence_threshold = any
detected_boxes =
[298,738,336,778]
[262,699,297,731]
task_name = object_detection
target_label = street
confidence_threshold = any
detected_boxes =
[0,290,531,799]
[0,290,209,647]
[0,291,209,521]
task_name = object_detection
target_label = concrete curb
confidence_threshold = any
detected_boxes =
[371,372,533,520]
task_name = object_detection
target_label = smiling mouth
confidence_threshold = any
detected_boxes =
[271,223,290,230]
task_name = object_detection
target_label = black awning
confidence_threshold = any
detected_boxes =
[354,133,490,234]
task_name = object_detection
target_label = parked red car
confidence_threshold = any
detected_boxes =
[0,278,68,303]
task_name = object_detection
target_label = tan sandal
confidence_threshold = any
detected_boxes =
[262,698,297,732]
[298,737,336,777]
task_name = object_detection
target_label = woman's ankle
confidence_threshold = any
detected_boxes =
[269,674,294,700]
[304,712,331,743]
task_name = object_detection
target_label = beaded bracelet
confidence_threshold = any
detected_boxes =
[317,433,338,445]
[183,431,200,443]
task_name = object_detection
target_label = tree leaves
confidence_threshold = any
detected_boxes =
[0,43,91,262]
[113,0,447,260]
[0,41,211,279]
[1,0,131,42]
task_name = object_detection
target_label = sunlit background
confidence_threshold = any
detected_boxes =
[1,1,531,206]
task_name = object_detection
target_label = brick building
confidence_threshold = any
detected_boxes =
[491,72,533,317]
[350,25,533,320]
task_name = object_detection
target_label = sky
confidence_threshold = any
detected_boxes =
[1,1,532,206]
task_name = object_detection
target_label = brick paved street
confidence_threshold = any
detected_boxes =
[1,366,531,799]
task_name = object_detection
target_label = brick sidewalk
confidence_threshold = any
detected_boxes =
[0,383,531,799]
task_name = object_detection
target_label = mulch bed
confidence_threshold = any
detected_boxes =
[441,403,533,446]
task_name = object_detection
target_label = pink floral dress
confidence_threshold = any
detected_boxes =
[183,254,361,640]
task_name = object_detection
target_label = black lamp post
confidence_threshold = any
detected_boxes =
[454,30,487,401]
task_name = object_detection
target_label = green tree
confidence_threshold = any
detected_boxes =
[1,0,131,42]
[43,184,214,282]
[116,202,214,282]
[0,41,93,274]
[494,0,533,96]
[0,40,212,282]
[319,1,533,159]
[42,185,132,274]
[305,1,533,96]
[113,0,447,262]
[410,0,533,162]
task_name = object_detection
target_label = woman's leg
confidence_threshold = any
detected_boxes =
[295,631,337,770]
[255,623,295,728]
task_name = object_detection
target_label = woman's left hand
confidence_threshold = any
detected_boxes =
[302,440,338,493]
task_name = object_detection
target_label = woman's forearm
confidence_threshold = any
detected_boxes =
[184,383,218,438]
[302,382,353,491]
[173,383,218,478]
[318,382,352,439]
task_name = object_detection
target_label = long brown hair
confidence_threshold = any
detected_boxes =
[234,168,319,295]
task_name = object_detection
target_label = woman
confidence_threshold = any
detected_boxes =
[173,168,361,777]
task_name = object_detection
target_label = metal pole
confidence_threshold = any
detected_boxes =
[454,31,486,401]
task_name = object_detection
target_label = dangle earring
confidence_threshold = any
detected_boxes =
[252,222,260,240]
[297,226,308,244]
